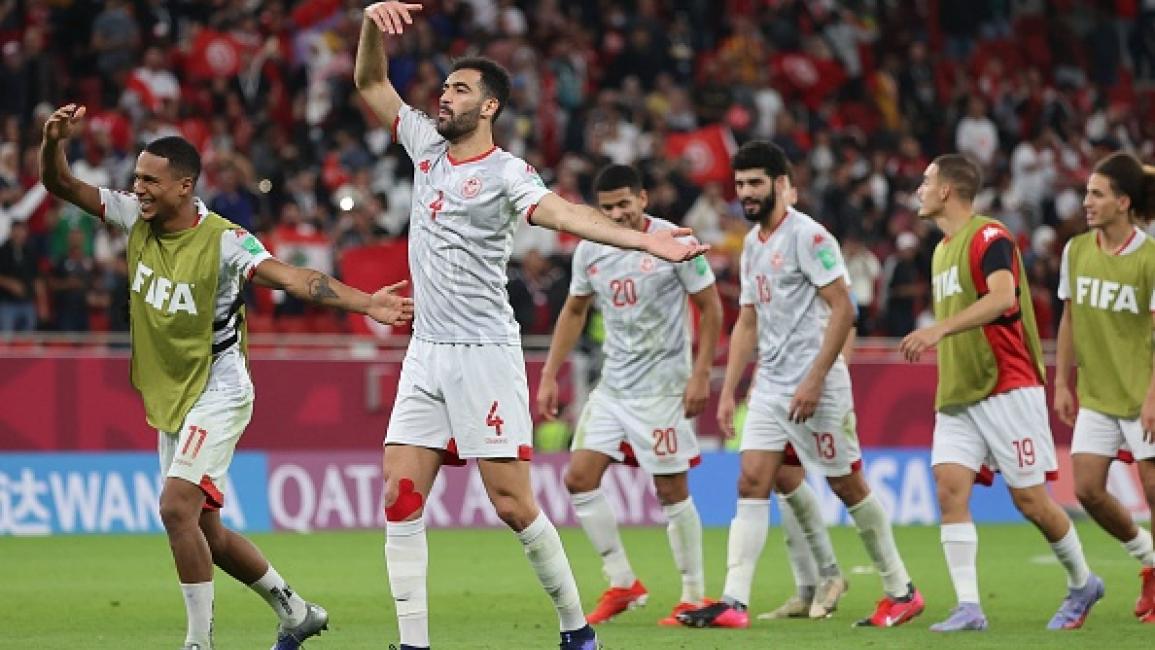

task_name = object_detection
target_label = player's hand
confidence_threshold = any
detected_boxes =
[717,393,737,439]
[1141,395,1155,444]
[1052,383,1077,427]
[365,1,423,35]
[643,228,711,263]
[789,374,823,423]
[536,375,560,420]
[43,104,86,144]
[367,280,414,325]
[899,324,944,362]
[683,372,710,418]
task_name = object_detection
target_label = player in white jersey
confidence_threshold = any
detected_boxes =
[535,164,722,626]
[355,5,708,649]
[40,108,413,650]
[679,141,923,630]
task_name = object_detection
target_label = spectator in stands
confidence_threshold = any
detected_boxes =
[209,161,258,232]
[881,231,925,337]
[49,227,95,332]
[0,220,43,333]
[508,248,568,337]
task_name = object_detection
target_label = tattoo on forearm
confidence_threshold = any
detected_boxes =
[307,274,339,302]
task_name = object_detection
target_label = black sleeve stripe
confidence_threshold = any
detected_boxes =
[980,237,1015,278]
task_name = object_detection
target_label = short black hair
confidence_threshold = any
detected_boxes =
[592,164,643,195]
[451,56,511,122]
[732,140,791,178]
[932,153,982,202]
[143,136,202,182]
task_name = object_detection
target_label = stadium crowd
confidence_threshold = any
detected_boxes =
[2,0,1155,338]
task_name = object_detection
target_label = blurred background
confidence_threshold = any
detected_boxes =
[1,1,1153,536]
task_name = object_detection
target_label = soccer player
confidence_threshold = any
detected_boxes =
[535,163,723,626]
[40,105,415,650]
[901,153,1102,631]
[355,4,707,649]
[680,141,922,630]
[1053,151,1155,623]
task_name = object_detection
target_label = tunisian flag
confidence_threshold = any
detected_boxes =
[185,30,247,79]
[664,124,737,187]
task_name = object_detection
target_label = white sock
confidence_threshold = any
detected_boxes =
[180,581,214,646]
[941,522,980,604]
[249,565,308,626]
[386,517,430,648]
[847,493,911,598]
[663,497,705,603]
[1124,526,1155,566]
[1050,524,1091,589]
[782,482,840,576]
[721,498,770,607]
[571,489,635,588]
[777,493,818,591]
[517,512,587,632]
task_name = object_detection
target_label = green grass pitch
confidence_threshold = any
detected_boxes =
[4,522,1152,648]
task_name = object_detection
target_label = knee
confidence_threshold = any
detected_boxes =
[382,477,425,522]
[1011,490,1049,523]
[564,468,599,495]
[936,482,969,518]
[827,474,867,505]
[491,493,535,530]
[653,478,688,506]
[158,498,196,532]
[737,470,771,499]
[1074,480,1109,511]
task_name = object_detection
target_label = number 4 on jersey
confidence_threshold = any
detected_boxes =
[486,401,504,436]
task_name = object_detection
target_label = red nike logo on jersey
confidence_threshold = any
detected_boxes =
[419,160,431,173]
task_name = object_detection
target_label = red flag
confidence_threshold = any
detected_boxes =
[185,30,246,79]
[664,124,737,187]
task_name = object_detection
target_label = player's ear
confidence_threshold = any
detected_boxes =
[636,189,648,210]
[481,96,499,120]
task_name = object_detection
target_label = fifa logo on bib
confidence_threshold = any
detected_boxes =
[932,265,963,302]
[131,261,198,315]
[1075,276,1140,313]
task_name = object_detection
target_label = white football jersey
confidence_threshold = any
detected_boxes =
[739,207,851,393]
[394,104,550,344]
[99,188,272,389]
[571,216,716,397]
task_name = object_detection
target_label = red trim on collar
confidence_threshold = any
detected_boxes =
[447,145,497,166]
[757,210,790,243]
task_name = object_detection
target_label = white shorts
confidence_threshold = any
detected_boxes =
[572,389,701,475]
[158,385,253,508]
[1072,408,1155,461]
[386,338,533,460]
[741,383,862,477]
[932,386,1058,488]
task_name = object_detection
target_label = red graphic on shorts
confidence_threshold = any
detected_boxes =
[486,401,504,436]
[419,160,431,174]
[462,176,483,198]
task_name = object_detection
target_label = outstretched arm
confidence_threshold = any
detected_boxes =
[530,193,710,263]
[39,104,102,217]
[355,2,423,127]
[251,258,414,325]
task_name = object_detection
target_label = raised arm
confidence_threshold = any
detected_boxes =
[355,2,423,127]
[251,258,413,325]
[531,193,710,263]
[39,104,103,217]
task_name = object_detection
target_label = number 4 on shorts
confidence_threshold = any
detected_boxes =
[486,401,504,436]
